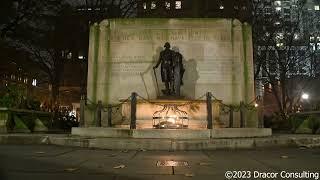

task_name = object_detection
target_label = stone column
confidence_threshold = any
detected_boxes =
[87,23,100,103]
[241,23,258,128]
[97,20,110,105]
[85,23,100,127]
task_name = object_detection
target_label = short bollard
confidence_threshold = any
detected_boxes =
[206,92,213,129]
[79,97,85,127]
[130,92,137,129]
[229,107,234,128]
[240,101,245,128]
[107,104,112,127]
[96,100,102,127]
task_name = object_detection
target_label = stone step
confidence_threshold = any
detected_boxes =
[2,133,320,151]
[72,127,272,139]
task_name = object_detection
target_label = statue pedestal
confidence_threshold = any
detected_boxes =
[157,96,185,100]
[117,99,224,129]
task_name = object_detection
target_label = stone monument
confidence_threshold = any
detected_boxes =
[85,18,257,128]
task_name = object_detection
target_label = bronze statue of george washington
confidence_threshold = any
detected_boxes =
[153,42,185,96]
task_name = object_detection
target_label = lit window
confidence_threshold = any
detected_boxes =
[315,5,320,11]
[143,2,147,9]
[175,1,181,9]
[276,42,284,47]
[67,52,72,59]
[219,5,224,10]
[151,1,156,9]
[165,2,170,9]
[32,79,37,86]
[265,7,271,14]
[276,33,283,39]
[310,43,315,50]
[275,7,281,11]
[274,1,281,6]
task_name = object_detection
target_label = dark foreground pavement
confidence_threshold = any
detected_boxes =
[0,145,319,180]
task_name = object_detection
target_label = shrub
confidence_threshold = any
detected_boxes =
[28,99,41,111]
[270,112,290,130]
[16,113,36,132]
[289,115,305,133]
[307,115,320,134]
[0,85,25,108]
[0,94,14,107]
[0,85,41,110]
[52,111,79,131]
[263,115,273,128]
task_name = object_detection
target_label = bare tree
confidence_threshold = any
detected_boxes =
[252,0,320,121]
[0,0,65,38]
[2,0,139,108]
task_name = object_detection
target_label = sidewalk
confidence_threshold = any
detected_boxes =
[0,133,320,150]
[0,144,320,180]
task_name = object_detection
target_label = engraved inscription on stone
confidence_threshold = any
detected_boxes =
[110,62,150,75]
[109,29,231,42]
[110,55,152,63]
[197,58,238,83]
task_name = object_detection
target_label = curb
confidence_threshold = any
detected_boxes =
[0,134,320,150]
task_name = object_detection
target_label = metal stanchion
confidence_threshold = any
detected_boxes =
[130,92,137,129]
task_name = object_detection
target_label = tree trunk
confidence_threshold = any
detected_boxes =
[51,82,60,108]
[50,76,60,128]
[280,73,287,121]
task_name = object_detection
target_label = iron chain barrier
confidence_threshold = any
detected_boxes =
[209,94,259,128]
[80,92,259,129]
[80,96,131,128]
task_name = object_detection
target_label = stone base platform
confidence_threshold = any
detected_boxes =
[71,127,272,139]
[131,119,207,129]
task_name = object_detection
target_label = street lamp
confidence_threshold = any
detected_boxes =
[301,93,309,100]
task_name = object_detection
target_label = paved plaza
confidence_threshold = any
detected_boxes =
[0,145,319,180]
